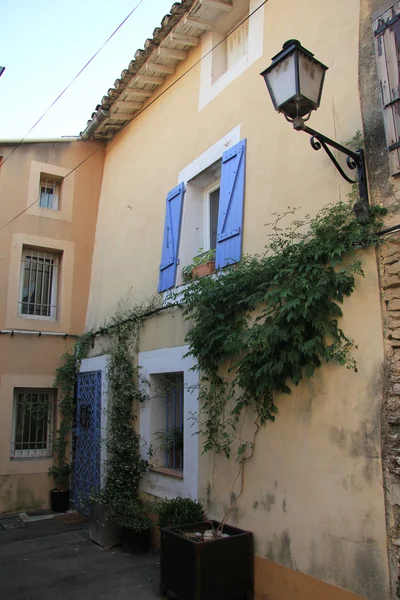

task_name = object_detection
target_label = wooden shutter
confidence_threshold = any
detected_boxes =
[158,183,185,292]
[373,2,400,174]
[216,139,246,269]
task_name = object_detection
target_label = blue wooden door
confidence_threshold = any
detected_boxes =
[73,371,102,515]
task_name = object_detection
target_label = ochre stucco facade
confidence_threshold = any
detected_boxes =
[82,0,392,598]
[0,140,104,513]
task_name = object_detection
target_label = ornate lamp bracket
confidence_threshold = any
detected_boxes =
[292,118,369,222]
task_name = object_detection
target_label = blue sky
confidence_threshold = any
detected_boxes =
[0,0,175,139]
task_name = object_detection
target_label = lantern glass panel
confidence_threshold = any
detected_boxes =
[298,52,325,108]
[265,52,296,110]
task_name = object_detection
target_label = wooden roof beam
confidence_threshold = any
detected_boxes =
[157,47,187,61]
[169,33,199,46]
[199,0,232,10]
[113,101,144,111]
[109,111,135,120]
[183,17,214,31]
[121,89,153,99]
[144,62,176,75]
[134,74,165,85]
[183,16,214,31]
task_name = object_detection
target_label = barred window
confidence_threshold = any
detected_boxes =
[19,250,59,319]
[11,390,53,458]
[39,177,60,210]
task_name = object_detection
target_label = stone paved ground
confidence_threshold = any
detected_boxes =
[0,515,160,600]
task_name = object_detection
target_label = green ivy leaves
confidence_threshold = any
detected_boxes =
[178,200,386,460]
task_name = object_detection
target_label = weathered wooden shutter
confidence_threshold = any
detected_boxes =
[158,183,185,292]
[373,2,400,174]
[216,139,246,269]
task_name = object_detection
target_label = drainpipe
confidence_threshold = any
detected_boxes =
[80,109,110,140]
[0,329,79,338]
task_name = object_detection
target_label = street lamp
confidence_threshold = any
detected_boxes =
[261,40,369,221]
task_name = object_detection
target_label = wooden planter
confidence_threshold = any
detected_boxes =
[160,520,254,600]
[192,261,215,279]
[89,501,122,548]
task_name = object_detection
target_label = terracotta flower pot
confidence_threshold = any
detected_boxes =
[192,261,215,279]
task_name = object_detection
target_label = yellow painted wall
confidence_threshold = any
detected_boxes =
[85,0,389,598]
[0,140,104,513]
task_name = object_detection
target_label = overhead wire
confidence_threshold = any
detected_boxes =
[0,0,146,168]
[0,0,268,233]
[0,0,398,240]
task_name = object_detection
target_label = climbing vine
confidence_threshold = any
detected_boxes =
[51,299,160,530]
[178,199,386,461]
[49,331,94,488]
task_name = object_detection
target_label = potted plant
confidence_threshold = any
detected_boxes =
[153,427,184,469]
[160,519,254,600]
[117,499,152,554]
[182,248,216,282]
[157,497,206,529]
[48,461,71,513]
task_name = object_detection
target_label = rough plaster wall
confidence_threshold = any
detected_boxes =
[360,0,400,597]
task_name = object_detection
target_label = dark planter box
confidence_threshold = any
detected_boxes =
[160,520,254,600]
[50,489,70,513]
[89,501,122,547]
[121,527,151,553]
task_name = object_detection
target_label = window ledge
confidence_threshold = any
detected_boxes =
[149,466,184,479]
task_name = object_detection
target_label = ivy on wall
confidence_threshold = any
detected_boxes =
[178,200,386,460]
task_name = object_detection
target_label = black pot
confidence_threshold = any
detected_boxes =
[160,520,254,600]
[121,527,151,554]
[50,489,70,513]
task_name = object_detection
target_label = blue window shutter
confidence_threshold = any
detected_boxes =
[158,182,185,292]
[216,139,246,269]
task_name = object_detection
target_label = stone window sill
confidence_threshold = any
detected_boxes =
[149,466,183,479]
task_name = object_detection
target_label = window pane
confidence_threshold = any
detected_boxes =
[20,251,57,318]
[210,188,220,251]
[13,391,52,457]
[164,374,184,470]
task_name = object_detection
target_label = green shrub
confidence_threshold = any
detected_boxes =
[157,497,206,528]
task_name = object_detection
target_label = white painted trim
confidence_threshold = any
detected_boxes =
[198,0,264,110]
[79,355,109,486]
[178,125,240,185]
[138,345,199,500]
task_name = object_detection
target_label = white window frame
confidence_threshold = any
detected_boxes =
[18,248,59,321]
[198,0,265,110]
[39,176,61,210]
[173,125,240,289]
[139,345,200,500]
[203,181,221,251]
[11,388,54,459]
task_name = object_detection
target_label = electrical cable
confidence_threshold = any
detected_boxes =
[113,0,269,130]
[0,0,146,168]
[0,1,268,233]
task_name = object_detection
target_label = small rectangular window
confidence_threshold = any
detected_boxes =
[153,373,184,471]
[19,249,59,319]
[39,176,60,210]
[209,187,220,251]
[11,389,54,458]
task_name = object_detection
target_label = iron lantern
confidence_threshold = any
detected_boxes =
[260,40,369,222]
[260,39,328,122]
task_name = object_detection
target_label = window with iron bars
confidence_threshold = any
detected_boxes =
[11,389,54,458]
[19,249,59,319]
[153,373,184,471]
[39,176,61,210]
